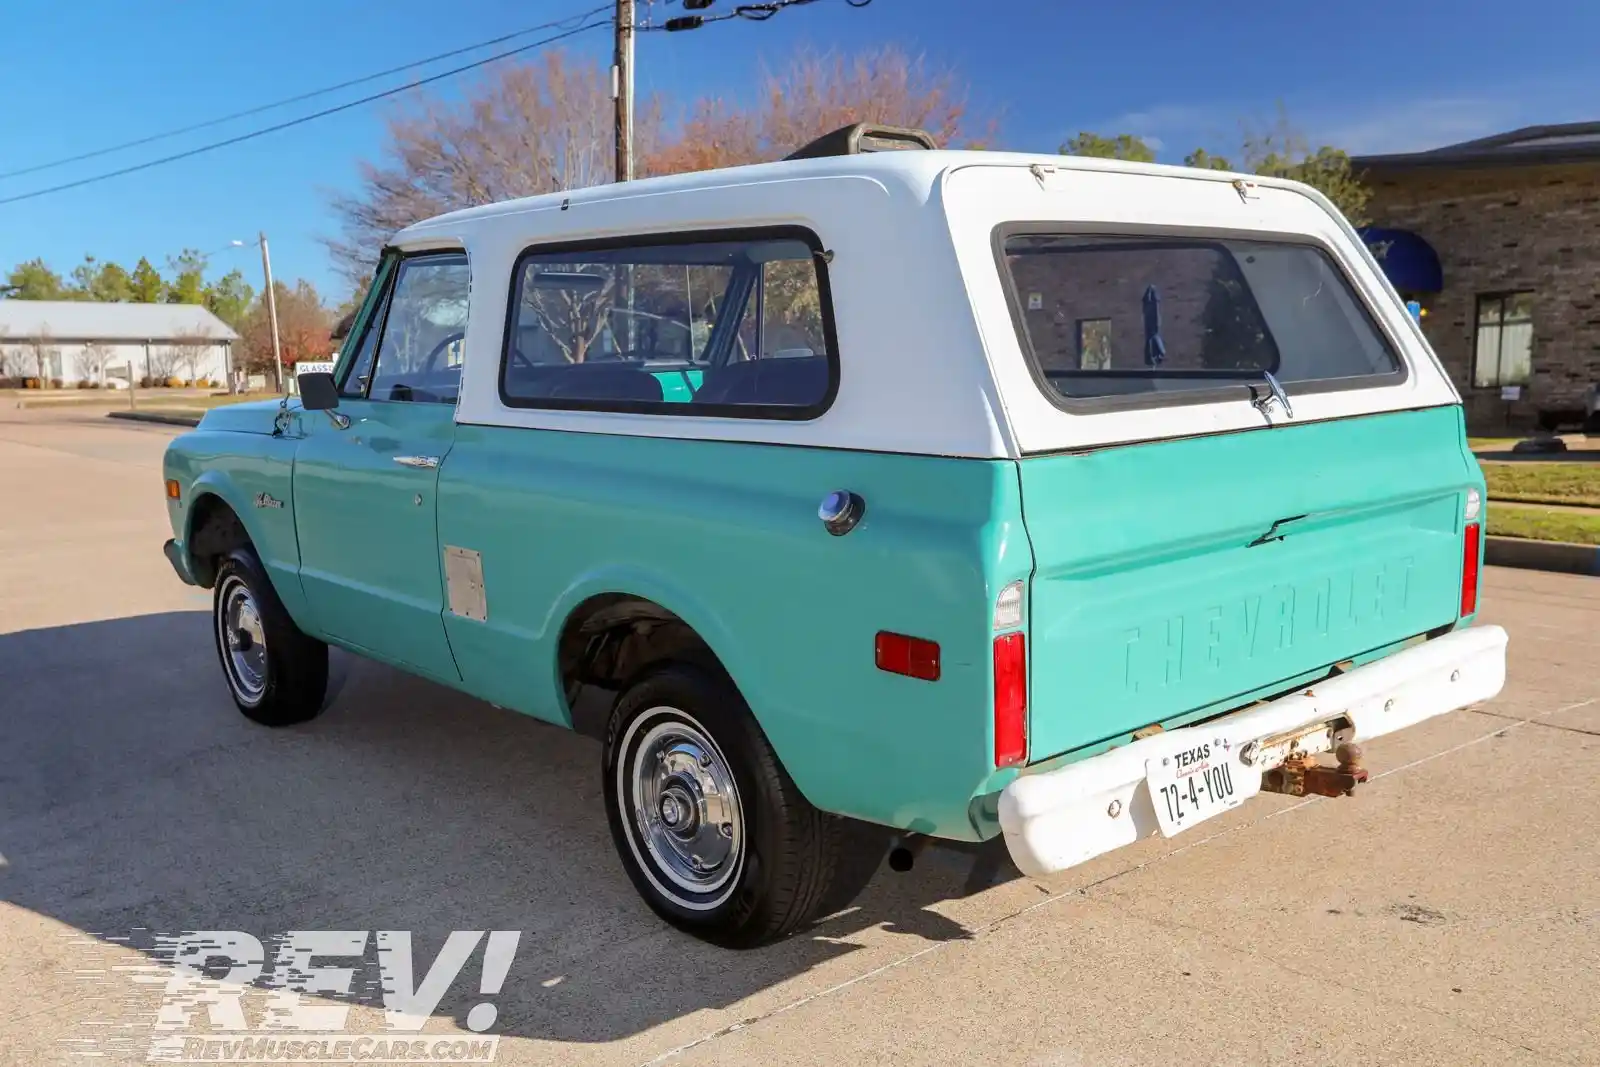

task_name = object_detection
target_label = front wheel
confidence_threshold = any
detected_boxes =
[212,547,328,726]
[603,664,879,948]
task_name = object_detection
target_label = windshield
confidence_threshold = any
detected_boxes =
[1000,233,1403,402]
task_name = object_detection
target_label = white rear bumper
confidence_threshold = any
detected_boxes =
[998,625,1509,877]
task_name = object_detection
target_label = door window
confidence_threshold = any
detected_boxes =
[359,253,471,404]
[339,295,385,398]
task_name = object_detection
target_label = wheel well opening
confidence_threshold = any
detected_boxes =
[557,594,724,739]
[187,495,252,588]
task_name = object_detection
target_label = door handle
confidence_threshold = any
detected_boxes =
[393,455,440,469]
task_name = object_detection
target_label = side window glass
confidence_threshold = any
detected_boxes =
[339,276,390,398]
[501,234,833,415]
[367,254,471,404]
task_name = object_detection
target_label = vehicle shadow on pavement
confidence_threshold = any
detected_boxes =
[0,611,1015,1045]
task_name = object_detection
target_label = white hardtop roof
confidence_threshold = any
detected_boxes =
[392,149,1292,245]
[413,146,1448,459]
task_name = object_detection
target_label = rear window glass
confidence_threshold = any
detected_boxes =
[1000,234,1402,402]
[501,233,834,416]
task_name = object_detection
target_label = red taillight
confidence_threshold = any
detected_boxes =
[994,632,1027,767]
[875,631,940,681]
[1461,522,1481,616]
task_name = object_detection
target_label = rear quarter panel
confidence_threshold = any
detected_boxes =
[438,427,1030,839]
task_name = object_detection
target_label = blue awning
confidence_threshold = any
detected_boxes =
[1358,227,1443,294]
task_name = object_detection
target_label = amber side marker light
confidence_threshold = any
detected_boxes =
[165,479,181,500]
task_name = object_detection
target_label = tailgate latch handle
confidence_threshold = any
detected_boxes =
[1249,513,1309,547]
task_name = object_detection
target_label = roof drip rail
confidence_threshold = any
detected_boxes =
[783,123,939,161]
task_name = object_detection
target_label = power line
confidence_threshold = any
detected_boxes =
[0,14,611,208]
[0,7,611,182]
[649,0,869,32]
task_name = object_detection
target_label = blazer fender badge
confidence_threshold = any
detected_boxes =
[253,492,284,509]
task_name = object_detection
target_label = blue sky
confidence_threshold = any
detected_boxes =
[1,0,1594,301]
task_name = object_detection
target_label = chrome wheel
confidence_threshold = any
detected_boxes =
[217,575,268,704]
[620,708,745,909]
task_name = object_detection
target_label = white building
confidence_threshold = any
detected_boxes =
[0,301,239,386]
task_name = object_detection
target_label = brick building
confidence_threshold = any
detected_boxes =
[1354,123,1600,434]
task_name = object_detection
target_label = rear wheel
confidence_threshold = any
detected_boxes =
[212,547,328,726]
[603,664,877,948]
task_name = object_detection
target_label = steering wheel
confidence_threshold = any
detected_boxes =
[417,331,467,382]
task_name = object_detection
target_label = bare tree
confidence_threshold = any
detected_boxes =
[77,341,113,385]
[168,329,215,383]
[326,45,986,279]
[147,346,180,382]
[22,327,60,385]
[645,46,985,175]
[0,344,26,383]
[327,50,648,280]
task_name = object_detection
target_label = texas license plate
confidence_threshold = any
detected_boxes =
[1145,736,1249,837]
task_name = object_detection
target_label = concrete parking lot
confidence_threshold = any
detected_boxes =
[1,406,1596,1067]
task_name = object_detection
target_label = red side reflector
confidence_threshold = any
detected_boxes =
[875,631,940,681]
[1461,522,1481,616]
[994,632,1027,767]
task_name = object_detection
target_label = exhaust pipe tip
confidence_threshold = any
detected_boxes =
[886,833,927,873]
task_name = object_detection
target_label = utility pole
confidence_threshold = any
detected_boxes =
[258,232,285,394]
[613,0,635,183]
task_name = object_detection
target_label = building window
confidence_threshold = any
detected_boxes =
[1473,293,1533,388]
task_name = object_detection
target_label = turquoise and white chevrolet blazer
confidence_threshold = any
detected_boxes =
[162,125,1507,948]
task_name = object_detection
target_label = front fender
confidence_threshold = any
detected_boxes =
[166,431,311,629]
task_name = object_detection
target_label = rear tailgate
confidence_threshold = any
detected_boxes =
[941,160,1481,762]
[1019,405,1476,760]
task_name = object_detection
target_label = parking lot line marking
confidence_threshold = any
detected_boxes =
[1372,696,1595,783]
[1465,705,1600,739]
[636,694,1598,1067]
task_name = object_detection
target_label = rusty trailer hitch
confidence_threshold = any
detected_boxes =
[1260,743,1369,798]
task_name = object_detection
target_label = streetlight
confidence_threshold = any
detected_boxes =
[201,239,247,257]
[209,235,285,394]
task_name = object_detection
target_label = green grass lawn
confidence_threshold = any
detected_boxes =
[1481,462,1600,507]
[1488,504,1600,545]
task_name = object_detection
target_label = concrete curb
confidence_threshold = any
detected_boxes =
[106,411,201,428]
[1486,535,1600,577]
